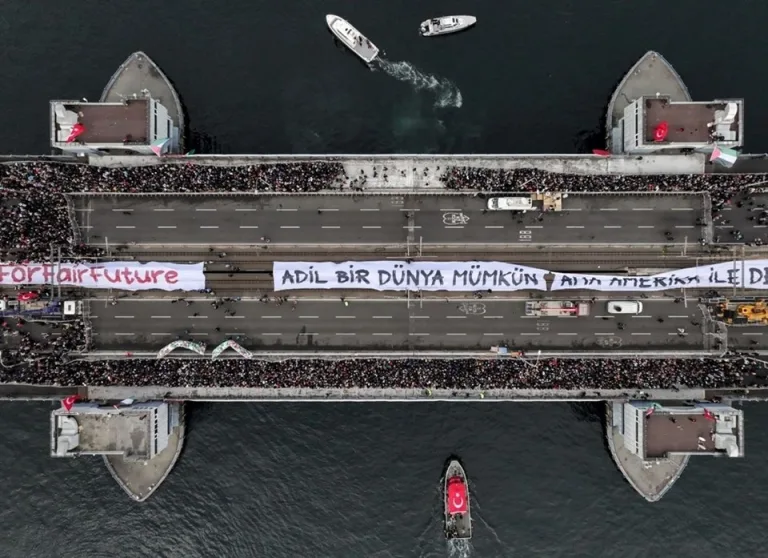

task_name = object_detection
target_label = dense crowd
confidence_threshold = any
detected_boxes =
[0,323,765,390]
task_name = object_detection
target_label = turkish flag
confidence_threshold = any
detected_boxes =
[61,395,79,411]
[653,121,669,142]
[65,123,86,143]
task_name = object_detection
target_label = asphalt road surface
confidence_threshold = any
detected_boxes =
[74,194,706,246]
[717,192,768,244]
[88,298,706,352]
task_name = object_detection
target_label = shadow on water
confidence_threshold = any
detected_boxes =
[568,401,604,423]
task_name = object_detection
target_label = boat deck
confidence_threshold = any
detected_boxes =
[606,51,691,151]
[100,51,184,148]
[328,16,379,63]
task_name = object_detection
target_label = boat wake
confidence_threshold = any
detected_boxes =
[446,539,471,558]
[375,59,463,109]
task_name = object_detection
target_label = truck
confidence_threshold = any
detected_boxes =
[0,299,82,318]
[525,300,591,317]
[711,299,768,326]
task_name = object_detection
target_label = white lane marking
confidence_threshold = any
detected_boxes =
[336,315,356,319]
[224,315,244,319]
[742,332,763,336]
[115,226,135,229]
[322,226,341,229]
[373,316,392,319]
[362,226,382,229]
[115,333,135,336]
[637,225,655,229]
[112,208,133,212]
[157,226,177,229]
[409,333,429,336]
[447,333,466,336]
[445,226,465,229]
[526,226,543,229]
[568,208,583,211]
[360,208,380,212]
[195,208,217,212]
[675,225,695,229]
[373,333,393,336]
[483,316,503,319]
[403,226,423,229]
[632,208,654,211]
[631,315,651,319]
[400,208,420,212]
[153,208,174,212]
[190,333,209,336]
[262,316,282,319]
[276,208,298,212]
[594,332,614,336]
[440,208,462,211]
[150,333,171,336]
[566,226,584,229]
[297,332,317,335]
[668,332,689,336]
[594,315,614,319]
[671,208,694,211]
[188,315,208,319]
[755,225,767,229]
[281,225,300,229]
[114,316,134,319]
[483,333,503,336]
[600,208,619,211]
[79,225,93,229]
[485,226,504,229]
[558,333,577,336]
[631,333,651,336]
[200,226,219,229]
[235,208,259,212]
[151,316,171,319]
[520,333,540,336]
[446,316,466,319]
[336,333,356,336]
[411,316,430,319]
[262,333,282,336]
[319,208,339,212]
[604,225,622,229]
[239,226,259,229]
[299,316,319,319]
[668,315,689,318]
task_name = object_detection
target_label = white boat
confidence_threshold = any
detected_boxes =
[325,14,380,64]
[420,16,477,37]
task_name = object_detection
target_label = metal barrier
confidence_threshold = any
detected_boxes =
[63,195,82,245]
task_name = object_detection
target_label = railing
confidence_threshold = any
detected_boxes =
[63,194,82,245]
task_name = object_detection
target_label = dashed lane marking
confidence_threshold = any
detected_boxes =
[319,208,339,211]
[115,226,135,229]
[200,226,219,229]
[483,316,503,319]
[632,333,651,336]
[151,316,171,319]
[372,333,393,336]
[599,208,619,211]
[297,332,318,335]
[440,208,462,211]
[446,316,466,319]
[157,226,177,229]
[447,333,466,336]
[153,208,174,212]
[336,333,356,336]
[637,225,655,229]
[558,333,577,336]
[675,225,695,229]
[360,208,380,212]
[335,316,356,319]
[190,333,209,336]
[276,208,298,212]
[631,315,651,319]
[526,226,543,229]
[409,333,429,336]
[373,316,392,319]
[667,332,689,336]
[235,208,259,212]
[280,226,300,229]
[632,208,654,211]
[668,315,689,318]
[402,226,423,229]
[195,208,217,212]
[112,208,133,212]
[150,333,171,336]
[520,333,540,336]
[115,333,135,336]
[239,226,259,229]
[604,225,622,229]
[262,316,282,319]
[742,332,764,336]
[262,333,282,336]
[483,333,503,336]
[188,315,208,319]
[566,226,584,229]
[322,226,341,229]
[595,332,614,336]
[224,315,244,319]
[445,226,465,229]
[299,316,319,319]
[671,208,694,211]
[411,316,430,319]
[114,316,134,319]
[485,226,504,229]
[362,226,382,229]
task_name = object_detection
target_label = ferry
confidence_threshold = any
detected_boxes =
[325,14,380,64]
[444,459,471,540]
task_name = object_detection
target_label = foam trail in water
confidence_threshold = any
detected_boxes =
[375,58,463,108]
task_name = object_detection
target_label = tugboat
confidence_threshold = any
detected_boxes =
[444,459,471,540]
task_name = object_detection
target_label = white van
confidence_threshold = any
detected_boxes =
[607,301,644,315]
[486,197,533,212]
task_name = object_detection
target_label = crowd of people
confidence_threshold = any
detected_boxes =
[0,323,765,390]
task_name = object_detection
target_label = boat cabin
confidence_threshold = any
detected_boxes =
[446,476,468,515]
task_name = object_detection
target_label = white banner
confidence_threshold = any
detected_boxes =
[0,261,205,291]
[274,261,549,292]
[551,260,768,291]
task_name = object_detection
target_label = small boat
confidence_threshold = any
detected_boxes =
[325,14,380,64]
[444,460,471,540]
[420,16,477,37]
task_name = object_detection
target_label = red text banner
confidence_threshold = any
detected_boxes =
[0,262,205,291]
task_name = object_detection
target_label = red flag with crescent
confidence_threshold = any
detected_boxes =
[447,477,468,514]
[65,123,86,143]
[653,121,669,142]
[61,395,79,411]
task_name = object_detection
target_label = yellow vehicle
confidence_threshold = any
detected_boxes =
[713,300,768,325]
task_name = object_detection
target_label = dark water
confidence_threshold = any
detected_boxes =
[4,401,768,558]
[2,0,767,155]
[4,1,768,556]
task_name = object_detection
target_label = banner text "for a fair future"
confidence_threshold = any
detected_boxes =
[0,262,206,292]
